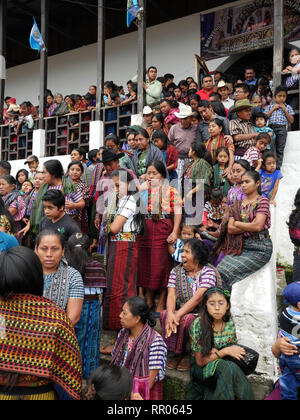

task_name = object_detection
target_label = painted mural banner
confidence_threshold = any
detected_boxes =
[201,0,300,59]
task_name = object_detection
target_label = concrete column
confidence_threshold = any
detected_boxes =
[89,120,104,150]
[32,129,46,158]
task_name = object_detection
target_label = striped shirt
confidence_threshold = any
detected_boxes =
[167,265,218,294]
[48,184,83,216]
[242,146,261,167]
[229,118,256,152]
[113,329,167,382]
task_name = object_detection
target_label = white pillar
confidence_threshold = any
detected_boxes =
[89,120,104,150]
[32,129,46,158]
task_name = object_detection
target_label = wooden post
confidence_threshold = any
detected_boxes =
[273,0,284,90]
[137,0,146,114]
[95,0,105,121]
[0,0,6,124]
[39,0,48,129]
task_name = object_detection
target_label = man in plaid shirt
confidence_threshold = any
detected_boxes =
[265,85,294,169]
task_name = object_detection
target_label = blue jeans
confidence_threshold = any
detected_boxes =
[279,353,300,400]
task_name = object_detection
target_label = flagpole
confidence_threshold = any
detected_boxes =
[39,0,48,130]
[96,0,105,121]
[0,0,6,125]
[137,0,146,114]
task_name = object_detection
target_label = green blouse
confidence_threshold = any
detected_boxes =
[190,317,237,355]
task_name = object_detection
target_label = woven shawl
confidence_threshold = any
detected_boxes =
[44,260,70,311]
[110,323,157,378]
[174,264,222,308]
[0,294,82,400]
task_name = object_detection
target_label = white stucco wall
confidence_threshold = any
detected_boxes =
[5,14,201,105]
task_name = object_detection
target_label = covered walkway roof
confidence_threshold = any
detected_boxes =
[6,0,239,68]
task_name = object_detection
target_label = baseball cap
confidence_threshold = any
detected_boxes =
[25,155,39,165]
[283,282,300,306]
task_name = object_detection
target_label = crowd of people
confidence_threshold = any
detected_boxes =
[0,48,299,401]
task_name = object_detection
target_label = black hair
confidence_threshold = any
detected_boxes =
[253,111,268,123]
[68,160,84,174]
[43,159,64,179]
[189,94,200,103]
[216,146,230,159]
[125,128,137,138]
[202,74,213,81]
[35,229,65,249]
[84,93,93,103]
[87,365,133,401]
[210,101,226,118]
[274,85,288,96]
[147,66,157,73]
[157,77,165,84]
[164,90,175,98]
[167,82,177,91]
[198,99,211,109]
[232,159,251,172]
[242,170,262,194]
[134,127,150,140]
[210,188,223,201]
[0,161,11,175]
[16,169,29,190]
[210,118,224,131]
[198,287,231,357]
[42,189,65,209]
[178,80,189,88]
[65,233,91,277]
[76,147,87,159]
[190,141,207,159]
[256,132,271,144]
[151,130,169,150]
[184,238,210,266]
[164,73,174,80]
[234,83,250,94]
[0,246,44,299]
[127,296,156,328]
[287,188,300,231]
[146,160,167,179]
[209,92,222,101]
[88,149,99,163]
[152,112,165,126]
[0,174,16,186]
[187,88,198,98]
[262,151,277,167]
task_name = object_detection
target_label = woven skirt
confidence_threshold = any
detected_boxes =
[137,218,174,291]
[103,240,138,330]
[217,237,273,291]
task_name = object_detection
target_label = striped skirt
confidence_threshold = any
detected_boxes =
[103,240,138,330]
[75,298,102,379]
[137,218,174,291]
[217,237,273,291]
[160,311,196,355]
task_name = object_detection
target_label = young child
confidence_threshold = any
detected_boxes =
[213,147,233,197]
[21,179,33,196]
[242,132,271,168]
[39,189,81,241]
[201,188,224,239]
[257,151,283,206]
[168,223,197,264]
[24,155,41,182]
[265,85,294,169]
[278,281,300,400]
[253,112,275,149]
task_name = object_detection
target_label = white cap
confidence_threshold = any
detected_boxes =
[143,106,153,115]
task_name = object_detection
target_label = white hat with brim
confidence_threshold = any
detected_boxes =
[217,80,229,90]
[143,106,153,115]
[174,105,193,119]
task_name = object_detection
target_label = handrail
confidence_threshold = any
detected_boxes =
[0,101,138,160]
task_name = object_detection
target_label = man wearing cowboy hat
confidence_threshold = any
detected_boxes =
[141,105,153,130]
[94,148,138,230]
[217,81,234,109]
[229,99,259,159]
[169,105,198,184]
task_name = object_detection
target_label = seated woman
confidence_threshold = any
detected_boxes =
[110,296,167,400]
[217,170,273,291]
[161,239,222,372]
[187,287,254,400]
[35,229,84,326]
[0,247,82,400]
